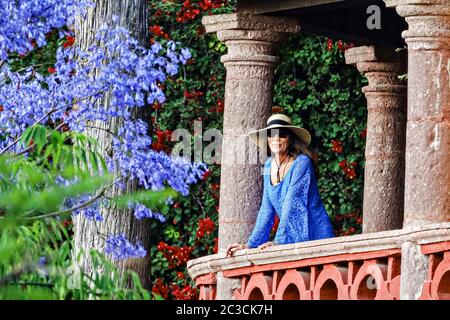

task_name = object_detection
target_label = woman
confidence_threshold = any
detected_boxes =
[226,113,335,257]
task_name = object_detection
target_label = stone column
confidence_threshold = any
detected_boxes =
[202,13,299,299]
[383,0,450,227]
[345,46,407,233]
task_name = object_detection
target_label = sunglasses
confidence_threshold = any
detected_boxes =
[267,128,290,138]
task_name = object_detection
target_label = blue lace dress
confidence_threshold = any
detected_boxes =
[247,154,335,248]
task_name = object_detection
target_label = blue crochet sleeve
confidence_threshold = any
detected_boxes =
[246,170,276,249]
[274,155,312,245]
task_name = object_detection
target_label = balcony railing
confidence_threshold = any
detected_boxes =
[187,223,450,300]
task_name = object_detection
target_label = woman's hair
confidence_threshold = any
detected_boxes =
[267,129,320,178]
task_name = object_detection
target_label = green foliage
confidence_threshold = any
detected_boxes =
[0,125,164,299]
[0,220,150,299]
[0,125,112,219]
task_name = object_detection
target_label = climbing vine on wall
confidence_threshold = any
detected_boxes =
[148,0,368,300]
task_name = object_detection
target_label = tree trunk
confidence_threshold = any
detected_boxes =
[72,0,152,289]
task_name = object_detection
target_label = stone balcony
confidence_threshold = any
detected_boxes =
[187,223,450,300]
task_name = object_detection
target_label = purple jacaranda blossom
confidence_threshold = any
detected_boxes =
[0,1,206,260]
[105,234,146,260]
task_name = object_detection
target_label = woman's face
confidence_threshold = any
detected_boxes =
[267,128,290,155]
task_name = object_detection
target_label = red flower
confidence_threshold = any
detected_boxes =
[211,183,220,190]
[157,242,167,251]
[196,217,215,239]
[150,25,162,35]
[202,170,211,180]
[346,168,356,180]
[171,283,197,300]
[62,220,72,228]
[0,105,3,112]
[331,140,343,153]
[184,90,204,100]
[338,160,347,169]
[216,99,224,113]
[152,278,169,300]
[63,35,75,48]
[156,129,165,141]
[47,67,56,74]
[272,106,283,113]
[158,244,194,269]
[153,9,163,18]
[152,141,163,151]
[326,38,333,51]
[164,129,172,140]
[360,128,367,139]
[150,25,170,39]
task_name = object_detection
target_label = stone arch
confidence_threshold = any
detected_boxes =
[241,272,273,300]
[274,269,311,300]
[248,287,265,300]
[350,260,387,300]
[313,264,348,300]
[430,253,450,300]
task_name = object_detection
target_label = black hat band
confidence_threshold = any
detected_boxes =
[267,119,290,127]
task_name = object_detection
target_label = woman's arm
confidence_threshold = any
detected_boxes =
[274,155,312,245]
[246,174,277,249]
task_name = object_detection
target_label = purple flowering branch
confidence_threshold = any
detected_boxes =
[0,0,91,60]
[0,106,61,155]
[0,1,204,261]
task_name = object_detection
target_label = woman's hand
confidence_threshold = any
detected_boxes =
[226,243,248,257]
[257,241,274,250]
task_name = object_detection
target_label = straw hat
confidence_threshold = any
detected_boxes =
[247,114,311,149]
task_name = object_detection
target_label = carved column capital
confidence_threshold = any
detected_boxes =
[345,46,406,96]
[384,0,450,49]
[202,13,300,69]
[202,13,300,34]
